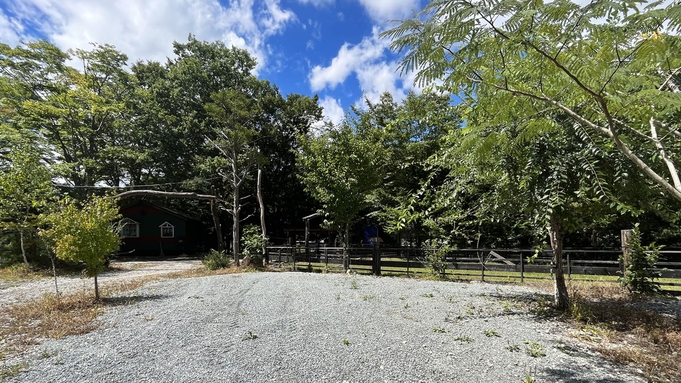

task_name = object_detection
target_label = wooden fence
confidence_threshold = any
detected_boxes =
[265,246,681,288]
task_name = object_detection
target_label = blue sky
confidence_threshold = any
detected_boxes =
[0,0,428,125]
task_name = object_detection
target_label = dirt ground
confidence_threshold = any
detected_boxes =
[0,258,202,307]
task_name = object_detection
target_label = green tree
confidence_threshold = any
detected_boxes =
[40,196,121,300]
[383,0,681,203]
[205,88,266,262]
[298,124,384,268]
[0,146,55,265]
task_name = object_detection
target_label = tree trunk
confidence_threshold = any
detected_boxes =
[50,253,59,296]
[19,230,28,266]
[233,183,240,264]
[94,274,100,301]
[210,187,224,252]
[343,223,350,270]
[548,215,569,311]
[257,166,267,256]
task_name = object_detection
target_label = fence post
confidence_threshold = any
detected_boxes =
[325,247,328,268]
[292,246,296,270]
[480,251,485,282]
[567,252,571,281]
[406,247,411,277]
[520,253,524,283]
[621,229,634,274]
[278,248,282,263]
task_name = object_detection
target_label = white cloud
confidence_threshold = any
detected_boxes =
[357,0,420,23]
[309,26,425,111]
[309,27,387,91]
[296,0,335,7]
[318,95,345,126]
[1,0,296,72]
[0,11,22,46]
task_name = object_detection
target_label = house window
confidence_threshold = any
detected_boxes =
[120,218,139,238]
[160,222,174,238]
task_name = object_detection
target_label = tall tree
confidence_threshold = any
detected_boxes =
[0,145,55,265]
[205,88,265,262]
[383,0,681,203]
[298,124,384,267]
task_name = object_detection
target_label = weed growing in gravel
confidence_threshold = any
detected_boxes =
[403,303,409,309]
[524,341,546,357]
[421,293,434,298]
[342,339,350,346]
[432,327,447,333]
[484,329,500,337]
[454,336,473,343]
[507,344,520,352]
[242,331,258,341]
[362,295,376,301]
[39,349,57,359]
[0,362,28,379]
[522,375,536,383]
[350,279,358,290]
[335,293,341,301]
[500,300,512,313]
[399,295,405,300]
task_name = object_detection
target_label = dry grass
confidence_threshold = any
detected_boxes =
[566,283,681,383]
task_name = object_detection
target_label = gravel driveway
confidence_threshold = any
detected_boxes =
[6,272,644,383]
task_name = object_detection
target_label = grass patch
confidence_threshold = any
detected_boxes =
[566,285,681,383]
[0,362,28,380]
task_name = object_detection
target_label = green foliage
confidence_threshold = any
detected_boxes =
[202,249,232,270]
[619,227,663,295]
[383,0,681,204]
[241,224,268,258]
[421,241,450,277]
[39,196,120,279]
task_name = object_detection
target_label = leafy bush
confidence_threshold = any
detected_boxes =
[421,242,450,277]
[619,227,662,295]
[241,224,268,258]
[202,249,232,270]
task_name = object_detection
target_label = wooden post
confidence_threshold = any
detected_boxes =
[621,229,634,274]
[372,242,382,276]
[480,251,485,282]
[406,246,411,277]
[567,252,571,281]
[520,253,525,283]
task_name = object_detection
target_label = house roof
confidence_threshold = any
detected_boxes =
[119,200,201,221]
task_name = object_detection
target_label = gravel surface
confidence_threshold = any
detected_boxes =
[0,259,202,306]
[6,272,645,383]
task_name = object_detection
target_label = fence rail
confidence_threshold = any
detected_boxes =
[264,246,681,288]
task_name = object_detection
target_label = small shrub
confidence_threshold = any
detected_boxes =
[421,242,450,277]
[202,249,232,270]
[619,227,662,295]
[241,224,268,258]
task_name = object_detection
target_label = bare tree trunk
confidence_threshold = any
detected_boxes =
[94,274,100,301]
[233,183,240,264]
[343,223,350,270]
[19,230,28,266]
[50,252,59,296]
[548,214,569,311]
[257,166,267,256]
[210,186,224,252]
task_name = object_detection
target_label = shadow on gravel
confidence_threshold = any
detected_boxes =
[542,365,632,383]
[101,294,168,307]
